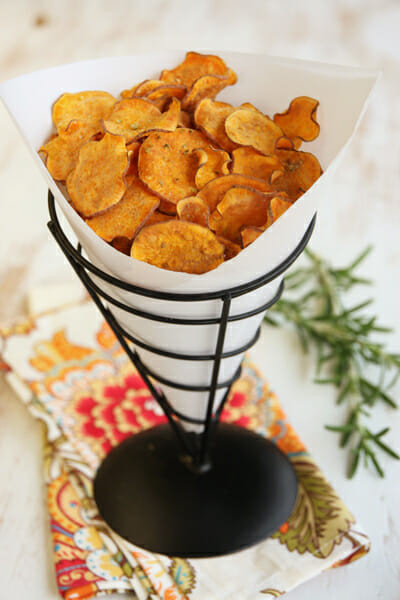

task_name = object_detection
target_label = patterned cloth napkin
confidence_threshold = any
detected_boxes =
[0,285,370,600]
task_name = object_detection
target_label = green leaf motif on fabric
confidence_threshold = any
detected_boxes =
[272,456,355,558]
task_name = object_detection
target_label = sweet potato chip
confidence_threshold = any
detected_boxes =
[275,136,296,150]
[217,236,241,260]
[241,226,264,248]
[274,96,320,143]
[194,147,230,189]
[121,79,163,99]
[111,237,132,255]
[52,91,116,131]
[209,186,275,244]
[138,128,209,203]
[271,149,322,200]
[231,147,282,183]
[40,120,98,181]
[66,133,128,217]
[225,108,283,156]
[145,84,186,110]
[178,109,192,128]
[197,173,271,212]
[182,70,237,112]
[159,199,177,215]
[145,210,175,226]
[194,98,237,152]
[177,196,209,228]
[160,51,230,87]
[103,98,159,142]
[86,175,159,241]
[104,96,181,143]
[266,195,294,227]
[131,220,224,274]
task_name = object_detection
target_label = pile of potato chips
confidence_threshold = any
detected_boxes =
[40,51,322,274]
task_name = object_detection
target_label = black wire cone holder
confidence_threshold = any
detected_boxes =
[48,190,316,557]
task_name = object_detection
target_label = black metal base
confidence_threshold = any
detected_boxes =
[94,423,298,558]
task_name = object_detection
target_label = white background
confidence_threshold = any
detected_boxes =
[0,0,399,598]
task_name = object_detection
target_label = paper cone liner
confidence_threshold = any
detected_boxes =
[0,51,379,429]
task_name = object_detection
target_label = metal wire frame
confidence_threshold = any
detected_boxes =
[47,191,316,470]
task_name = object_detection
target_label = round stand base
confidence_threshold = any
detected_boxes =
[94,423,298,558]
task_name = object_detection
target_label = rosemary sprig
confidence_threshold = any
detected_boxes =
[265,247,400,478]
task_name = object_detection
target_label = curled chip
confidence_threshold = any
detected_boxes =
[182,70,237,112]
[217,236,241,260]
[104,97,180,143]
[271,149,322,200]
[194,99,237,152]
[40,120,98,181]
[194,147,230,189]
[197,173,271,212]
[145,84,186,110]
[131,220,224,274]
[52,91,116,131]
[121,79,164,99]
[274,96,320,143]
[111,237,133,255]
[241,226,264,248]
[138,128,209,203]
[160,51,230,87]
[225,108,283,156]
[86,175,159,242]
[209,186,274,244]
[266,195,293,227]
[67,133,128,217]
[177,196,209,228]
[231,147,282,183]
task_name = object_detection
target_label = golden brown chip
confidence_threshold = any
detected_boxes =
[131,220,224,274]
[225,108,283,156]
[177,196,209,228]
[145,210,175,226]
[274,96,320,143]
[105,97,181,143]
[111,237,133,255]
[159,199,177,215]
[178,109,192,128]
[40,120,99,181]
[230,147,282,183]
[145,84,186,110]
[209,186,275,244]
[66,133,128,217]
[138,128,209,203]
[126,140,141,155]
[86,175,159,242]
[194,147,230,189]
[275,136,297,150]
[217,236,242,260]
[197,173,271,212]
[52,91,116,131]
[121,79,163,99]
[103,98,160,142]
[160,51,230,87]
[266,195,294,227]
[182,70,237,112]
[194,98,237,152]
[241,226,264,248]
[271,149,322,200]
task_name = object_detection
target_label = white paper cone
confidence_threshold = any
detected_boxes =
[0,51,379,430]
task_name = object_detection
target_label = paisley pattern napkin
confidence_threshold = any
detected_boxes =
[0,285,370,600]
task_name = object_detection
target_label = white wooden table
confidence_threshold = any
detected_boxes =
[0,1,399,598]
